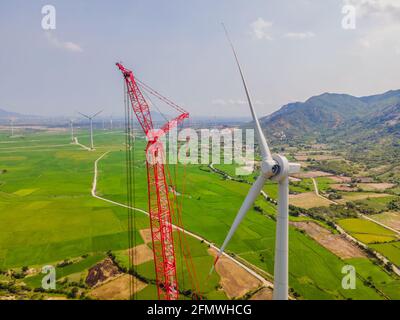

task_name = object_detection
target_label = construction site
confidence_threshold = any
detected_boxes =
[1,1,400,310]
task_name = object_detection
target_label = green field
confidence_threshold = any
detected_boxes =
[355,196,397,211]
[370,242,400,267]
[347,258,400,299]
[0,131,138,268]
[97,137,399,299]
[1,130,400,300]
[337,218,398,244]
[337,217,400,270]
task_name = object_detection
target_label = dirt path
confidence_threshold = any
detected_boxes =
[73,137,91,151]
[311,177,400,276]
[360,214,400,236]
[311,178,400,236]
[91,152,273,290]
[311,177,337,205]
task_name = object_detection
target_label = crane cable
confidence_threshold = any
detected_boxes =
[138,78,201,298]
[136,78,188,114]
[164,136,202,299]
[127,75,200,299]
[124,80,137,299]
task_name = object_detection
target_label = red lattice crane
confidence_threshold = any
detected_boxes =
[116,62,189,300]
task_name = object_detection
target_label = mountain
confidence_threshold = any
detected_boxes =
[0,108,24,119]
[257,90,400,140]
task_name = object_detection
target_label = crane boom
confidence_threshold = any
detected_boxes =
[116,62,188,300]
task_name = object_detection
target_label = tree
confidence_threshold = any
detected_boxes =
[67,287,79,299]
[387,199,400,211]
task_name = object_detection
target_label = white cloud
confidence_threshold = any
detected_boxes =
[45,32,83,53]
[344,1,400,55]
[357,24,400,54]
[211,99,227,105]
[228,99,247,105]
[250,18,273,40]
[284,32,315,39]
[343,0,400,19]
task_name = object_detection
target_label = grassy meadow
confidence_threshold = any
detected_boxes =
[1,129,400,299]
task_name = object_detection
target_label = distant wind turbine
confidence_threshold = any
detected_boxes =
[9,118,14,137]
[70,119,75,143]
[110,115,113,131]
[78,110,103,150]
[210,25,301,300]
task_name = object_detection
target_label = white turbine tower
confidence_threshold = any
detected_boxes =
[70,119,75,143]
[9,118,14,137]
[212,25,301,300]
[78,110,102,150]
[110,115,113,131]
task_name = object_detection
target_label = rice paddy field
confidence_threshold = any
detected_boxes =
[371,212,400,232]
[337,219,398,244]
[337,217,400,269]
[1,129,400,300]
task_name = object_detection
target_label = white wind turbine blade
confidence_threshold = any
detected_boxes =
[78,111,91,119]
[92,110,103,119]
[273,176,289,300]
[222,24,273,162]
[210,174,267,274]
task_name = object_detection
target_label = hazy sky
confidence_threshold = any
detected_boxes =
[0,0,399,118]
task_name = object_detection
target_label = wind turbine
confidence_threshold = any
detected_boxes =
[110,115,113,131]
[78,110,102,150]
[69,119,75,143]
[9,118,14,137]
[211,25,301,300]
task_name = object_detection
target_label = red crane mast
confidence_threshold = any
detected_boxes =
[116,62,189,300]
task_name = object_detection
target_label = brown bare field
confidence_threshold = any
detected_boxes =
[139,229,153,244]
[331,184,356,192]
[294,155,341,161]
[367,164,392,176]
[311,144,329,149]
[338,192,390,203]
[291,221,366,259]
[358,183,396,191]
[371,212,400,232]
[357,177,374,183]
[89,274,147,300]
[86,258,121,287]
[294,161,311,168]
[328,176,352,183]
[289,192,332,209]
[127,244,154,265]
[208,248,261,299]
[250,287,273,300]
[293,171,332,179]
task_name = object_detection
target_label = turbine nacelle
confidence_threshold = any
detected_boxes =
[261,155,300,181]
[267,155,301,182]
[260,159,279,179]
